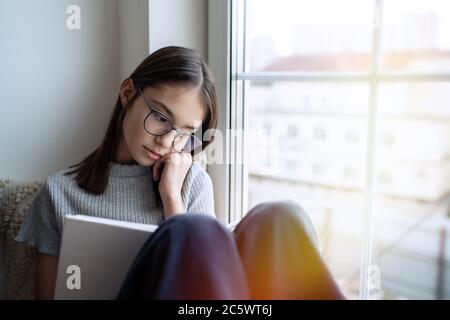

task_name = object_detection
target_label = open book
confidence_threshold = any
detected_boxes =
[54,214,239,300]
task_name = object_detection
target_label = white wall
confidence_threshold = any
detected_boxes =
[118,0,150,80]
[148,0,208,58]
[0,0,149,181]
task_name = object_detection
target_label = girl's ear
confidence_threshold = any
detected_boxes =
[119,78,137,109]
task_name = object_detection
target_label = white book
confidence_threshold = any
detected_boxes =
[54,214,239,300]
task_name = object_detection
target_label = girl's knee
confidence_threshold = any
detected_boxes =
[249,200,310,223]
[245,200,319,248]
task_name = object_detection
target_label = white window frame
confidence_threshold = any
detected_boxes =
[208,0,450,299]
[207,0,232,224]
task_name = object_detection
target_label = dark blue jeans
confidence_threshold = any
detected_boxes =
[117,201,345,300]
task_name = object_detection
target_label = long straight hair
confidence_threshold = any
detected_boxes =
[64,46,218,204]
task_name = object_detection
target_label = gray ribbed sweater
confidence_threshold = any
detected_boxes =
[15,161,216,257]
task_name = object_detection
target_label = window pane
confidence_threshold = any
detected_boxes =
[380,0,450,72]
[370,82,450,299]
[246,0,374,72]
[246,81,370,299]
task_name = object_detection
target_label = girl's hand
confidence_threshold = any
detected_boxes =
[152,151,193,217]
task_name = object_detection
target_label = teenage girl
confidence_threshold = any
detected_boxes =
[16,46,344,300]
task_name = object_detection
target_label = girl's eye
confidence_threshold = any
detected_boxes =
[154,112,168,123]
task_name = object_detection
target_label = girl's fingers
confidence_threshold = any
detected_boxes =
[152,152,192,181]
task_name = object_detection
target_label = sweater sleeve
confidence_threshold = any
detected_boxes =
[15,180,61,256]
[185,165,216,218]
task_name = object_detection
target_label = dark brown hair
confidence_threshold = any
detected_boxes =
[64,46,218,200]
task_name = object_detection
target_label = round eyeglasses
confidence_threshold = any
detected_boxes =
[137,86,202,153]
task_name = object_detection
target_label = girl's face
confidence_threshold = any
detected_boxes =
[115,80,207,165]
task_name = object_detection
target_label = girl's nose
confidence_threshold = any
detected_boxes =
[154,131,175,150]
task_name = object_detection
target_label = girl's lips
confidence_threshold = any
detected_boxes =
[144,147,161,160]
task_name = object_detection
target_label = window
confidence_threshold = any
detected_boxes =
[228,0,450,299]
